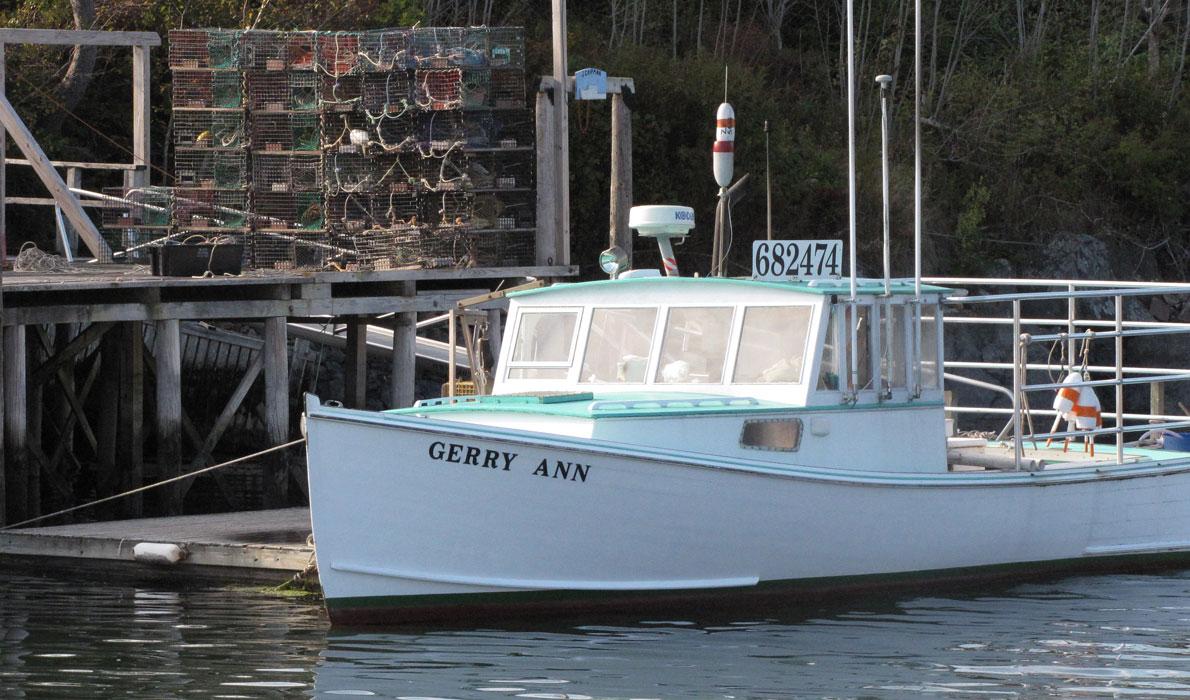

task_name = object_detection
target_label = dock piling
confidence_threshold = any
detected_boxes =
[263,317,289,508]
[4,325,26,523]
[154,319,182,515]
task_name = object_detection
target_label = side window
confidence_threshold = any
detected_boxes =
[654,307,734,384]
[506,310,579,380]
[732,306,813,384]
[740,418,802,451]
[817,305,840,390]
[579,308,658,383]
[920,303,942,390]
[881,303,908,390]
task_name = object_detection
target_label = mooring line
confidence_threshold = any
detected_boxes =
[0,438,307,531]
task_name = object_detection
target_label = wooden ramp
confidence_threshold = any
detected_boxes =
[0,508,313,579]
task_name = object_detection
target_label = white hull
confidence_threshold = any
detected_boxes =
[305,399,1190,624]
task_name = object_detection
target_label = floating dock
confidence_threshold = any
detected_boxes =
[0,507,314,582]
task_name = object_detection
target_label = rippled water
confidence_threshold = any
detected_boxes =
[3,567,1190,698]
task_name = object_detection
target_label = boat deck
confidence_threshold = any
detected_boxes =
[947,438,1189,472]
[0,508,313,583]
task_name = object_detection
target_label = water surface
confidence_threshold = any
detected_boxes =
[3,567,1190,697]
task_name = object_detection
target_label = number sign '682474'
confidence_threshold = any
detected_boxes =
[751,240,843,281]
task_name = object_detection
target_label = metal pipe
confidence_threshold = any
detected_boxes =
[955,287,1183,304]
[447,308,457,398]
[1116,295,1125,463]
[846,0,859,396]
[764,120,772,240]
[1012,300,1023,468]
[914,0,922,303]
[1023,419,1190,442]
[1067,284,1076,369]
[1024,373,1190,391]
[1025,326,1190,343]
[942,317,1184,329]
[945,406,1190,422]
[926,276,1190,290]
[877,75,892,297]
[945,361,1188,377]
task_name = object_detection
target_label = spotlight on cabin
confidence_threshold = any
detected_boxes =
[599,245,630,279]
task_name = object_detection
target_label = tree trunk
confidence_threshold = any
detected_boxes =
[41,0,97,133]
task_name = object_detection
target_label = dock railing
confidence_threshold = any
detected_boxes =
[925,277,1190,470]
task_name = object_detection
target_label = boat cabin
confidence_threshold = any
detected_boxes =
[494,276,948,408]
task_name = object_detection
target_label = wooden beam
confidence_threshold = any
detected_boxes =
[535,86,559,267]
[154,319,182,515]
[4,326,26,523]
[33,326,97,451]
[95,329,119,513]
[609,92,633,268]
[5,158,142,172]
[5,196,117,208]
[0,42,6,268]
[344,317,367,409]
[29,321,113,386]
[0,29,160,47]
[263,317,289,508]
[130,44,150,190]
[189,352,262,470]
[0,92,111,258]
[391,283,416,409]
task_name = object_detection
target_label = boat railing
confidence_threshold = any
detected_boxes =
[925,277,1190,470]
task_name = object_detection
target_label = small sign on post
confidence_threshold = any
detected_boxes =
[575,67,608,100]
[752,240,843,281]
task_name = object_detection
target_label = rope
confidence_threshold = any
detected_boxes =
[13,241,80,273]
[0,438,306,531]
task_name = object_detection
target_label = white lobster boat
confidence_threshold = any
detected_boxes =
[304,259,1190,624]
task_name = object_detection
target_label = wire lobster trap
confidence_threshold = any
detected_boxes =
[251,112,321,152]
[414,68,462,110]
[252,152,324,192]
[487,27,525,68]
[173,188,251,229]
[169,29,243,69]
[173,110,247,149]
[317,32,361,77]
[460,68,490,110]
[372,111,417,152]
[321,111,375,153]
[101,186,174,228]
[324,151,397,195]
[490,69,526,109]
[424,189,473,230]
[359,29,410,71]
[470,191,535,231]
[287,32,318,71]
[252,190,325,231]
[251,230,330,270]
[460,28,489,67]
[242,30,290,70]
[464,152,534,190]
[410,27,465,68]
[172,70,243,109]
[327,190,419,232]
[102,226,169,265]
[246,71,319,112]
[319,73,363,111]
[419,150,469,192]
[344,226,427,270]
[415,111,466,152]
[362,71,413,115]
[461,110,534,149]
[174,149,249,189]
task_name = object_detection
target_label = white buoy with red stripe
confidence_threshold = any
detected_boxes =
[713,102,735,189]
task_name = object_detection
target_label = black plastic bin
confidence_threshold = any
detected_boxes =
[150,243,244,277]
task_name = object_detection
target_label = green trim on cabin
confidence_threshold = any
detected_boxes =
[388,392,945,420]
[507,275,953,300]
[324,549,1190,614]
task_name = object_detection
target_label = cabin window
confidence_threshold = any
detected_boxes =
[920,303,942,389]
[506,309,579,380]
[654,307,733,384]
[740,418,802,451]
[844,303,874,391]
[732,306,813,384]
[881,303,908,390]
[579,307,658,383]
[817,305,840,390]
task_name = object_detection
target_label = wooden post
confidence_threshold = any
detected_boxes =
[131,44,151,191]
[391,283,416,409]
[263,316,289,508]
[154,319,182,515]
[535,85,559,266]
[0,92,110,259]
[1151,381,1166,423]
[551,0,571,266]
[0,42,6,266]
[447,309,457,398]
[58,168,81,257]
[4,325,26,524]
[344,317,367,409]
[25,327,40,518]
[609,91,633,266]
[96,328,119,517]
[119,321,144,517]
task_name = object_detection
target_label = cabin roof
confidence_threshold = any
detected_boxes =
[509,276,951,301]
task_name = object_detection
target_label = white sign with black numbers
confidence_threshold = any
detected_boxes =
[751,240,843,281]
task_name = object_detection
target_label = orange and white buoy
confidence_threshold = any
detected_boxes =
[713,102,735,189]
[1052,371,1103,454]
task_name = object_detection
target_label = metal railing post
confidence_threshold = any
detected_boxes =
[1067,283,1076,368]
[1115,294,1124,463]
[1013,299,1023,469]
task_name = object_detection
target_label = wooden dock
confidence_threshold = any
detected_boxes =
[0,507,314,581]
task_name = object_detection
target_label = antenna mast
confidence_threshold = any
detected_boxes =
[846,0,859,396]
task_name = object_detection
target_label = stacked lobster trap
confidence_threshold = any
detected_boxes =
[100,27,535,272]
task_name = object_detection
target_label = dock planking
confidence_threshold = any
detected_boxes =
[0,507,314,580]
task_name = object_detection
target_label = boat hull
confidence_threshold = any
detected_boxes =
[305,400,1190,625]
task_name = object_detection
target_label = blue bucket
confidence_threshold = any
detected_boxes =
[1163,432,1190,452]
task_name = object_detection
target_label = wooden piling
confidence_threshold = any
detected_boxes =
[609,91,633,267]
[119,322,144,517]
[345,317,367,409]
[96,328,119,517]
[4,325,26,524]
[263,317,289,508]
[154,319,182,515]
[25,327,41,518]
[535,86,559,267]
[391,283,416,409]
